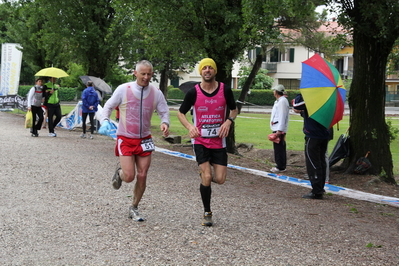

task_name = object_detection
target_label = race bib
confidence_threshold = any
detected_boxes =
[141,138,155,151]
[201,124,221,138]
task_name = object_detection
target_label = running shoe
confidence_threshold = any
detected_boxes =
[202,212,213,226]
[302,192,323,200]
[89,134,93,139]
[128,206,145,222]
[48,133,56,137]
[112,164,122,190]
[270,167,286,173]
[80,133,86,138]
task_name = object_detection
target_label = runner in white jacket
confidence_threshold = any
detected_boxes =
[101,60,170,222]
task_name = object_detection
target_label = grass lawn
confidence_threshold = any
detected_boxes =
[153,109,399,175]
[20,104,398,174]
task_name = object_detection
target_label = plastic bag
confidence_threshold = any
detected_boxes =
[98,120,117,139]
[268,133,280,144]
[25,110,33,128]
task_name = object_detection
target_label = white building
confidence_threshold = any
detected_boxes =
[169,21,353,91]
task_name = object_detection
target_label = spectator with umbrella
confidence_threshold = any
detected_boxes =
[294,54,346,199]
[35,67,69,137]
[43,77,62,137]
[27,78,45,137]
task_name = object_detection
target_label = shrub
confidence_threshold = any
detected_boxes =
[167,88,185,101]
[237,66,274,90]
[18,85,77,101]
[166,87,299,106]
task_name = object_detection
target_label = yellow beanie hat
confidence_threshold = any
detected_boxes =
[198,58,217,74]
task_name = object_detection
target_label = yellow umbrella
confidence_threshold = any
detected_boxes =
[35,67,69,78]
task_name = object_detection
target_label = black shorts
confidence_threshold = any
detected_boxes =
[193,144,228,166]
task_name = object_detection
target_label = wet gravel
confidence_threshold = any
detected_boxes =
[1,111,399,266]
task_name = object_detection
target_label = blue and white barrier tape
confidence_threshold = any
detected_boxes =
[155,147,399,208]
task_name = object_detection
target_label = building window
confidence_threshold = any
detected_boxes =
[248,48,267,62]
[269,48,295,63]
[270,48,280,62]
[289,48,295,63]
[279,79,300,90]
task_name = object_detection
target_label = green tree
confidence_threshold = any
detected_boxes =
[38,0,122,79]
[4,0,130,88]
[330,0,399,183]
[235,0,328,113]
[5,1,49,73]
[237,66,274,90]
[121,0,248,87]
[122,0,330,153]
[0,0,14,44]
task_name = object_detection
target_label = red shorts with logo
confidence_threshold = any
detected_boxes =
[115,135,154,157]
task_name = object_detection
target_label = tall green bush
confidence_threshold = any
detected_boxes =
[237,66,274,90]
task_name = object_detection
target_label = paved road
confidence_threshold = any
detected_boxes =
[1,111,399,265]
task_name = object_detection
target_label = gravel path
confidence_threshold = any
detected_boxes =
[1,111,399,266]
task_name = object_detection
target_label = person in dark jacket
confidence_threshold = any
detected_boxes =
[293,94,330,199]
[80,81,100,139]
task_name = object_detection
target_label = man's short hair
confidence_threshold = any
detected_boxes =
[136,60,153,71]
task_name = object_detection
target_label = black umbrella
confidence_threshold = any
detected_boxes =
[328,132,350,167]
[179,81,199,94]
[80,76,112,94]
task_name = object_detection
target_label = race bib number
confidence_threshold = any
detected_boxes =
[201,124,221,138]
[141,138,155,151]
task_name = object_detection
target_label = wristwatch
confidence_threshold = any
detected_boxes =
[227,117,235,123]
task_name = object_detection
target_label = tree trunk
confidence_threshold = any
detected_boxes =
[236,53,264,114]
[346,29,395,183]
[225,117,238,155]
[159,67,169,99]
[212,60,238,154]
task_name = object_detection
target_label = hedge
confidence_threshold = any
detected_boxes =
[18,85,78,101]
[166,87,299,106]
[18,85,299,105]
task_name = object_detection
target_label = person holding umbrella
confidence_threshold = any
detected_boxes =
[27,78,45,137]
[35,67,69,137]
[293,94,330,199]
[44,77,62,137]
[296,54,346,199]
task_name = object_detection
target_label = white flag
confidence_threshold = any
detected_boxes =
[1,43,23,96]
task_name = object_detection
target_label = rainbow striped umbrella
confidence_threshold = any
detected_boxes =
[299,53,346,128]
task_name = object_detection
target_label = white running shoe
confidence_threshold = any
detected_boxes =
[270,167,286,173]
[128,206,145,222]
